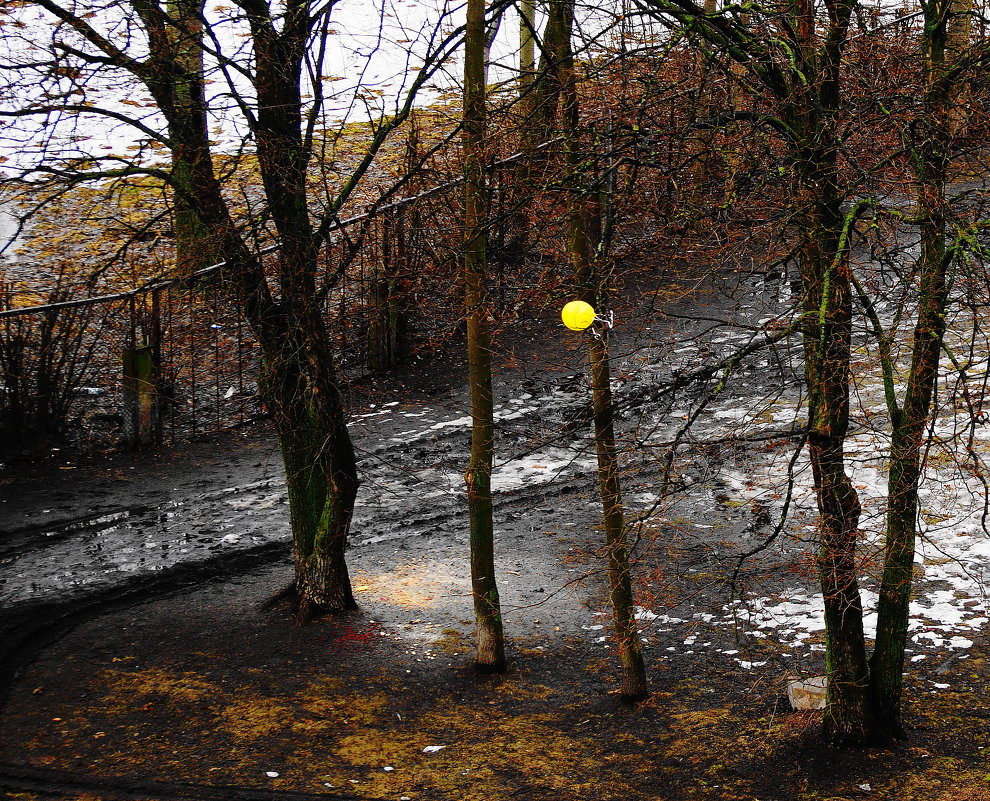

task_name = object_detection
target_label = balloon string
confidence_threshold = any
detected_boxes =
[590,311,614,340]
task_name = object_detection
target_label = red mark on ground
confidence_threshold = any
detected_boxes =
[334,621,384,649]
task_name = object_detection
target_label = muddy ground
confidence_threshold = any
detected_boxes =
[3,273,990,801]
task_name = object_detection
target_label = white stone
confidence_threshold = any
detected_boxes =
[786,676,827,710]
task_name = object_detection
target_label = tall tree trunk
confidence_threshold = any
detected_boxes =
[799,191,876,742]
[167,0,213,273]
[870,0,953,737]
[246,5,361,619]
[18,0,370,621]
[153,0,362,619]
[464,0,506,673]
[528,0,570,145]
[798,186,875,744]
[947,0,972,137]
[367,208,408,371]
[778,0,878,743]
[721,13,750,209]
[556,0,648,701]
[589,324,649,701]
[519,0,536,97]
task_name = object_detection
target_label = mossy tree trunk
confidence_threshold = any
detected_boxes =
[464,0,506,672]
[797,183,874,744]
[870,0,954,738]
[249,2,361,617]
[139,0,361,618]
[260,306,358,618]
[786,0,878,743]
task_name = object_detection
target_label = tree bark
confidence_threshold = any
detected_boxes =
[556,0,648,701]
[464,0,506,673]
[870,0,953,736]
[519,0,536,97]
[167,0,213,274]
[947,0,972,137]
[259,303,359,620]
[797,192,875,744]
[241,1,361,618]
[590,326,649,701]
[775,0,882,742]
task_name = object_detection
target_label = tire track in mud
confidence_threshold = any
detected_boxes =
[0,274,778,589]
[0,375,604,694]
[0,541,290,702]
[0,322,771,603]
[0,389,593,599]
[0,763,360,800]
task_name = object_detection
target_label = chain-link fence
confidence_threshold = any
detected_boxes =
[0,155,570,458]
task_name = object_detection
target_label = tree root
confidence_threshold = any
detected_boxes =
[262,580,357,626]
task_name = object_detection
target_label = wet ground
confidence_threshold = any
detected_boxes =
[6,268,990,798]
[0,269,806,687]
[7,261,988,684]
[0,269,799,605]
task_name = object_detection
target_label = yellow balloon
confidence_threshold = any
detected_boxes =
[561,300,596,331]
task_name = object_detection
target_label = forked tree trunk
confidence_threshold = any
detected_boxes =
[245,3,364,619]
[794,139,875,744]
[870,0,953,737]
[633,0,978,747]
[165,0,361,619]
[464,0,506,673]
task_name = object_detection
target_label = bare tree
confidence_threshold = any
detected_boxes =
[631,0,990,743]
[0,0,463,619]
[551,0,649,701]
[869,0,989,738]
